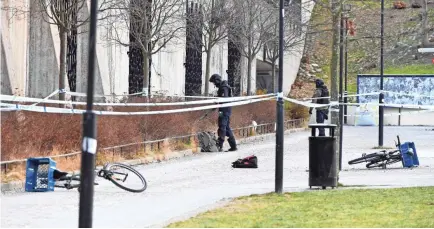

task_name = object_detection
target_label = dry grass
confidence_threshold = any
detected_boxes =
[0,136,199,183]
[0,98,299,183]
[1,99,277,162]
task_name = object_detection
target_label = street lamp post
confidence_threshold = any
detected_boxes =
[344,16,349,125]
[338,3,351,171]
[275,0,287,195]
[78,0,98,227]
[379,0,385,147]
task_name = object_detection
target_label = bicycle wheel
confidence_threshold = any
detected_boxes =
[348,152,383,165]
[103,163,147,193]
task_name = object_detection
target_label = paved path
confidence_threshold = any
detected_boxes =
[1,126,434,228]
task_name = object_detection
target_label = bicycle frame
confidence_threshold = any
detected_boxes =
[55,166,130,190]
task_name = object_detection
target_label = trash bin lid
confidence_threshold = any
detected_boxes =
[308,124,337,128]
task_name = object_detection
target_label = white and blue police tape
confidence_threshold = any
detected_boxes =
[0,96,274,115]
[0,93,275,107]
[283,96,339,108]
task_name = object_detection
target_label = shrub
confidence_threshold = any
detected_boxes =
[1,98,278,161]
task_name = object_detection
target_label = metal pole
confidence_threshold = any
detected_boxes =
[344,17,348,125]
[275,0,285,194]
[79,0,98,227]
[338,12,344,171]
[379,0,384,146]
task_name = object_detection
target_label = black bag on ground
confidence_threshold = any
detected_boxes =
[197,131,219,152]
[232,155,258,168]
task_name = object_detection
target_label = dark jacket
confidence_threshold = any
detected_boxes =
[312,86,329,111]
[217,80,232,115]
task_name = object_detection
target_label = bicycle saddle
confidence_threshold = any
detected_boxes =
[53,169,69,180]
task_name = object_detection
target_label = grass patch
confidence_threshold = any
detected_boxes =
[168,187,434,228]
[346,64,434,95]
[366,64,434,75]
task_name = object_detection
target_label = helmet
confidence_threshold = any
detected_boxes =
[210,74,222,83]
[315,78,324,88]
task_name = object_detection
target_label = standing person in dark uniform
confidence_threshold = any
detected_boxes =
[209,74,238,152]
[309,79,329,136]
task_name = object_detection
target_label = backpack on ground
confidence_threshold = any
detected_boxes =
[197,131,219,152]
[232,155,258,168]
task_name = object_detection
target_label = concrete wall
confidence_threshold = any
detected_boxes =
[27,0,64,99]
[1,0,29,96]
[151,39,187,96]
[201,39,228,95]
[1,0,315,99]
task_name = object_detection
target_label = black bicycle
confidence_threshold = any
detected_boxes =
[348,135,403,169]
[54,162,147,193]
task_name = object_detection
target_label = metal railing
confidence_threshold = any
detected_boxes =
[1,118,306,175]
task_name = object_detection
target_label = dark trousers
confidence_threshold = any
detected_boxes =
[316,110,326,136]
[218,113,236,148]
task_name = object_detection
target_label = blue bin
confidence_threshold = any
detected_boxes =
[25,157,57,192]
[399,142,419,168]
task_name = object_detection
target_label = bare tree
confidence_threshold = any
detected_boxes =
[103,0,185,96]
[263,0,307,92]
[419,0,433,47]
[187,0,235,95]
[229,0,275,95]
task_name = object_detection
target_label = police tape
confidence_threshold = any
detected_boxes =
[300,91,382,101]
[283,96,339,108]
[0,96,274,115]
[0,93,276,107]
[30,90,60,106]
[64,90,223,99]
[2,90,433,115]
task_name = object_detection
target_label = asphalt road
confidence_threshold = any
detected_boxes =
[1,126,434,228]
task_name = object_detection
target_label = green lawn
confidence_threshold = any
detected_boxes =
[366,64,434,75]
[168,187,434,228]
[346,64,434,95]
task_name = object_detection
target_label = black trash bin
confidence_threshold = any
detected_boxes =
[308,124,338,189]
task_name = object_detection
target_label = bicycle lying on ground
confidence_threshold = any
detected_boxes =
[348,135,412,169]
[53,162,147,193]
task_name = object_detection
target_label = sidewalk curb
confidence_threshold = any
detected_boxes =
[1,127,308,193]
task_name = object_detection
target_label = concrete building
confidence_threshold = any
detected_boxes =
[1,0,315,100]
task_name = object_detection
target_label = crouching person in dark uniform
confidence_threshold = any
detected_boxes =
[309,79,329,136]
[209,74,238,152]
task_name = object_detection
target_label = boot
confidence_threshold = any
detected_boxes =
[228,137,237,151]
[217,142,224,152]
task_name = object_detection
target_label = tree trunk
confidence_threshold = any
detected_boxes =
[142,53,150,97]
[59,27,67,106]
[247,57,252,95]
[204,46,212,96]
[330,0,341,176]
[420,0,430,46]
[271,59,276,93]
